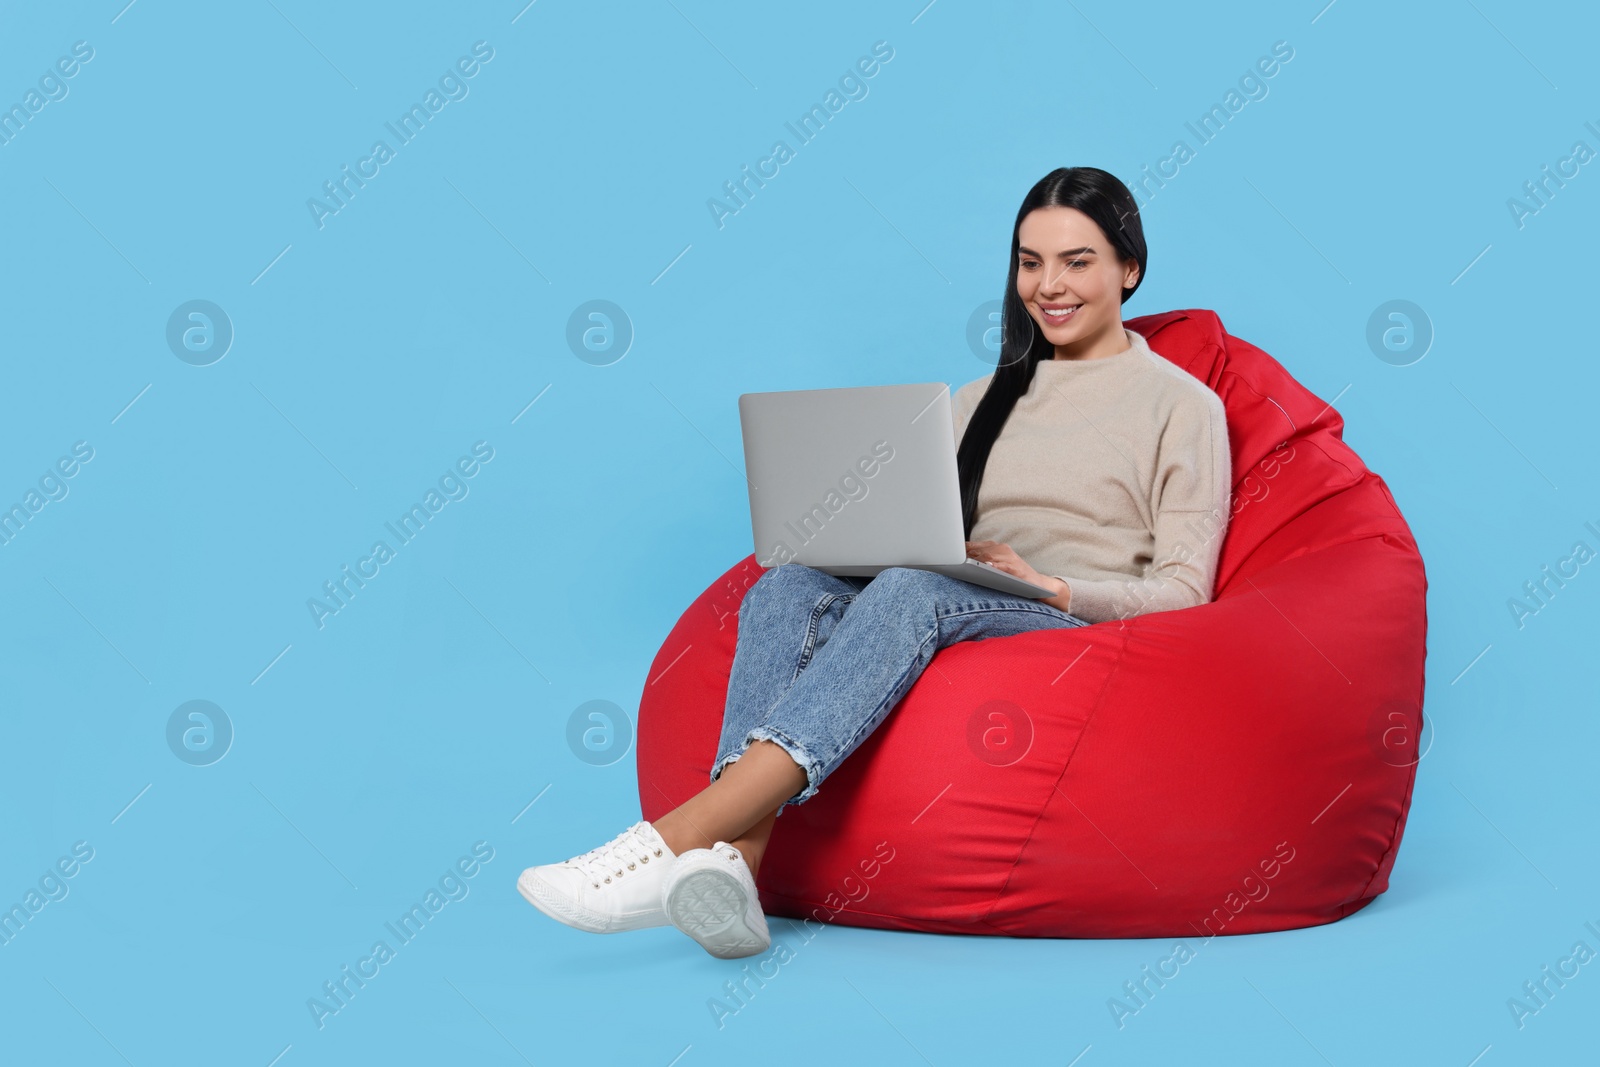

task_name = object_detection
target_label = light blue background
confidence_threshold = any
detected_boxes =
[1,1,1595,1064]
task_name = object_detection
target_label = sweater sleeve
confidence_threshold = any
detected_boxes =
[1052,389,1232,624]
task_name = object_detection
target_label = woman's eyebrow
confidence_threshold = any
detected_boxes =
[1017,245,1098,257]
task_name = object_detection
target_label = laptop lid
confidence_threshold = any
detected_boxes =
[738,383,966,569]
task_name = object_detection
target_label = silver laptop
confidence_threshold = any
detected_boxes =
[737,382,1057,598]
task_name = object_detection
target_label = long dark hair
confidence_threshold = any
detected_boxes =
[956,167,1148,538]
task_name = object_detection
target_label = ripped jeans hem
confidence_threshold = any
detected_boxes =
[710,725,824,815]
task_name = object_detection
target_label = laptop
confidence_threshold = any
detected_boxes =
[737,382,1058,598]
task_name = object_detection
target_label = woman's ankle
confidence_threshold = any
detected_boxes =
[729,840,763,878]
[651,813,711,857]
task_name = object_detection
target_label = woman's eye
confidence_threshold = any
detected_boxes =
[1067,260,1087,269]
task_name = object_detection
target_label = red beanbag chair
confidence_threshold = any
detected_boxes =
[637,308,1428,938]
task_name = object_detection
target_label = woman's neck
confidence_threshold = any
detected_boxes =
[1050,322,1130,362]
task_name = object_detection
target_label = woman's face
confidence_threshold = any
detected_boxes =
[1015,206,1140,359]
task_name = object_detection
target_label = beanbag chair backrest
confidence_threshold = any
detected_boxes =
[1132,309,1401,593]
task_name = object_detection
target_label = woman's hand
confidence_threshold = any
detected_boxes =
[965,540,1071,610]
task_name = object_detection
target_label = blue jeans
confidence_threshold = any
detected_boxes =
[711,563,1092,812]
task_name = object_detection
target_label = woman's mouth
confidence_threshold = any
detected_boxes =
[1039,303,1082,325]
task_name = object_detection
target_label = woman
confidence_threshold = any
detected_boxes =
[518,166,1232,959]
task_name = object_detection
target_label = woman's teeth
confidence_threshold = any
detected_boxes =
[1041,304,1081,323]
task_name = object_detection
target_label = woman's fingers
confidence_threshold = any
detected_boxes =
[967,540,1025,576]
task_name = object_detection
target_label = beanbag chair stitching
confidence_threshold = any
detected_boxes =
[1179,339,1227,391]
[1343,756,1421,917]
[1225,470,1406,586]
[979,624,1134,929]
[1274,415,1364,486]
[1213,368,1303,445]
[1345,607,1430,915]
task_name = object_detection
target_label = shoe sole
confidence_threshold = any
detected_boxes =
[664,868,769,959]
[518,871,670,934]
[518,872,617,933]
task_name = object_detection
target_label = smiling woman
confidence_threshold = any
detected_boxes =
[955,167,1230,623]
[521,167,1232,958]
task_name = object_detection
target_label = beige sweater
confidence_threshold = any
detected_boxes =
[952,327,1232,624]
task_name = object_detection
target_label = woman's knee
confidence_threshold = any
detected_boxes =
[850,566,945,611]
[863,566,943,595]
[740,563,836,618]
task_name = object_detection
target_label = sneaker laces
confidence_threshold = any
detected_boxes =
[567,822,667,889]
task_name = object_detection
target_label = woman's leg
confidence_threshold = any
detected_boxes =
[711,564,868,787]
[655,566,1089,861]
[653,564,866,857]
[652,740,802,857]
[726,807,779,877]
[740,566,1089,810]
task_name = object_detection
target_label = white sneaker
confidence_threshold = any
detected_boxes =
[517,821,678,933]
[661,842,771,959]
